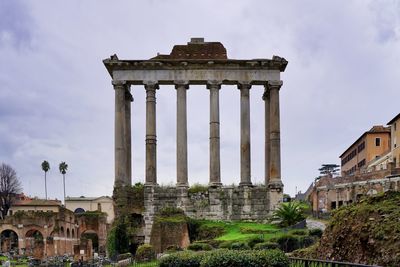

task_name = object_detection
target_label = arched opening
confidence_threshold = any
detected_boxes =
[60,226,65,237]
[129,213,145,254]
[81,230,99,253]
[72,229,75,238]
[25,229,44,258]
[74,208,85,214]
[1,229,19,253]
[67,228,70,238]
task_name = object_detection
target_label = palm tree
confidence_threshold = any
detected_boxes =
[273,201,306,227]
[41,161,50,199]
[59,162,68,204]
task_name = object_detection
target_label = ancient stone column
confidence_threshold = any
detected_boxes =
[113,80,127,186]
[175,81,189,187]
[238,82,252,186]
[207,81,222,186]
[145,82,159,186]
[262,87,271,186]
[125,87,133,186]
[268,80,283,186]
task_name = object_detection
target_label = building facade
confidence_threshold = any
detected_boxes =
[65,196,114,224]
[340,126,391,176]
[388,113,400,168]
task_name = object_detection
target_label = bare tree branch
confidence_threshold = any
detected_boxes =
[0,163,22,219]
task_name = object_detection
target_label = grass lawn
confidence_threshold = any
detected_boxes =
[198,220,283,241]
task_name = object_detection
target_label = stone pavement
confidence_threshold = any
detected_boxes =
[306,218,327,230]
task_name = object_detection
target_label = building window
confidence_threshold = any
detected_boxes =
[375,138,381,146]
[358,142,365,153]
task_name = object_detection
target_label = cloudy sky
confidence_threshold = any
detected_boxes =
[1,1,399,200]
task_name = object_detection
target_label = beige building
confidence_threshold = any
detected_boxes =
[340,125,391,176]
[8,199,62,215]
[65,196,114,224]
[388,113,400,168]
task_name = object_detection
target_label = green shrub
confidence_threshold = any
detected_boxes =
[135,244,156,262]
[309,228,323,238]
[165,245,182,253]
[197,239,222,248]
[197,224,225,240]
[275,234,300,252]
[290,229,308,236]
[159,251,203,267]
[218,241,233,249]
[230,241,250,250]
[247,236,265,248]
[187,218,202,242]
[187,242,213,251]
[297,236,316,248]
[253,242,279,250]
[199,249,289,267]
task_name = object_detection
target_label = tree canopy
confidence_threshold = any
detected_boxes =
[0,163,22,219]
[318,164,340,176]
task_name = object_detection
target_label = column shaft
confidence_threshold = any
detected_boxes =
[176,82,189,187]
[113,81,127,186]
[268,81,283,185]
[125,88,133,186]
[145,83,159,185]
[238,83,252,186]
[208,82,221,186]
[263,88,271,186]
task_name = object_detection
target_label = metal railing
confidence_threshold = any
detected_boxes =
[289,257,380,267]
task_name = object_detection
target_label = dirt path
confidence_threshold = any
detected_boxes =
[306,218,327,230]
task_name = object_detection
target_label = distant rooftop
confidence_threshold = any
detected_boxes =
[65,196,112,201]
[13,199,62,207]
[151,38,227,60]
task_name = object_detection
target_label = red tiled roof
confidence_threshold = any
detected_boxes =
[13,199,62,206]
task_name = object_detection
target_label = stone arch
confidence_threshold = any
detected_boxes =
[60,226,65,237]
[67,228,70,238]
[25,229,44,258]
[1,229,19,252]
[72,229,75,238]
[81,230,99,253]
[74,208,85,213]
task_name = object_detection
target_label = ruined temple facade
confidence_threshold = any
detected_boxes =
[104,38,288,242]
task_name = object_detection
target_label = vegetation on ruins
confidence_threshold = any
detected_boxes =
[58,161,68,203]
[41,160,50,200]
[135,244,156,262]
[188,183,208,194]
[293,191,400,266]
[107,217,130,258]
[272,201,306,227]
[0,163,22,219]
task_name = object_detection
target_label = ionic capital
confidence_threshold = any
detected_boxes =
[237,82,252,90]
[266,80,283,91]
[206,80,222,90]
[144,81,159,91]
[174,80,189,90]
[112,80,127,89]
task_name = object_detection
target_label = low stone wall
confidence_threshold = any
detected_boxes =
[143,185,279,242]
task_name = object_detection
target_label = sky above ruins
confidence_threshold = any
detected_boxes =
[1,0,400,200]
